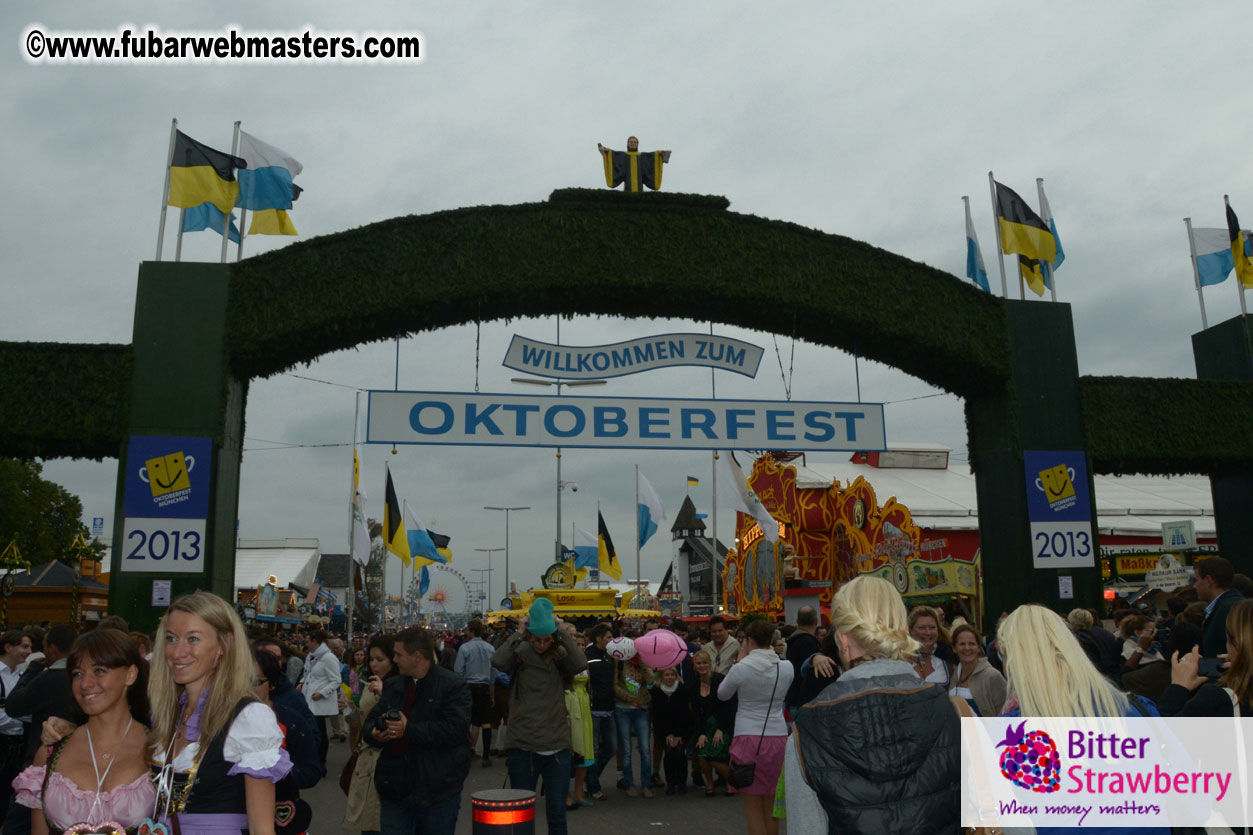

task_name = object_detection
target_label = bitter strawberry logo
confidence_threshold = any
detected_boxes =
[997,721,1061,793]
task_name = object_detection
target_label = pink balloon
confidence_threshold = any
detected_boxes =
[634,629,689,671]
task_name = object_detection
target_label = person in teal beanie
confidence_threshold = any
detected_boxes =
[493,598,587,835]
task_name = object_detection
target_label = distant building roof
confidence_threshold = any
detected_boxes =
[316,553,352,588]
[670,495,707,536]
[11,561,108,592]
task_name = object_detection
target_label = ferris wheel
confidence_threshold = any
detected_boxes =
[407,563,472,615]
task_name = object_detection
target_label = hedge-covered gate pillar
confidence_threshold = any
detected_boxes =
[108,262,244,632]
[967,301,1103,623]
[1193,315,1253,568]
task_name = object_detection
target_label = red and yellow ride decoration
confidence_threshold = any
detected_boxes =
[721,455,981,618]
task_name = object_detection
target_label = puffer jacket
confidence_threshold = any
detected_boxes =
[792,661,959,834]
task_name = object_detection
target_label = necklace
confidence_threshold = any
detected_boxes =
[86,717,133,824]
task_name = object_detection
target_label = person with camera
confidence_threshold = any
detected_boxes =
[492,599,587,835]
[363,626,470,835]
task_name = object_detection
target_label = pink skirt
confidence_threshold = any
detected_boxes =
[728,734,788,795]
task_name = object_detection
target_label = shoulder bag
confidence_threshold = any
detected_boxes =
[727,663,780,789]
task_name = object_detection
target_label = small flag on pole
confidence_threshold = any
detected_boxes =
[686,475,700,487]
[383,467,411,568]
[573,527,598,569]
[168,130,246,214]
[1190,227,1240,287]
[181,202,241,243]
[597,511,622,580]
[404,503,443,569]
[1037,182,1064,273]
[964,196,990,292]
[994,181,1057,263]
[1227,201,1253,289]
[637,469,666,549]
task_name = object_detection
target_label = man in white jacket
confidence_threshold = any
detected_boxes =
[299,628,342,769]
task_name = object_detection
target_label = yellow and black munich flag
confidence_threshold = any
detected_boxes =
[995,180,1057,263]
[1018,255,1048,297]
[168,130,246,215]
[1227,202,1253,289]
[383,466,411,568]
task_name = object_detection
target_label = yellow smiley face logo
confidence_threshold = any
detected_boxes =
[145,452,191,498]
[1037,464,1076,504]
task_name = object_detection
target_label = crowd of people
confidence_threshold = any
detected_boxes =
[0,554,1246,834]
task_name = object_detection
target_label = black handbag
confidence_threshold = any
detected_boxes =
[727,663,780,789]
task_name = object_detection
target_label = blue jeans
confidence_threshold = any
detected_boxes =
[614,707,651,789]
[585,713,618,794]
[379,792,460,835]
[507,749,571,835]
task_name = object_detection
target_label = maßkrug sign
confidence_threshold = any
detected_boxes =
[501,333,764,380]
[367,391,885,452]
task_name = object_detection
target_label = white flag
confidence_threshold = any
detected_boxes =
[351,492,371,567]
[715,451,778,543]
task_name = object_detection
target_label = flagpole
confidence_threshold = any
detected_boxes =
[635,464,641,597]
[220,122,241,263]
[712,451,719,615]
[347,391,360,636]
[236,209,248,262]
[1184,218,1210,330]
[1225,196,1249,317]
[174,209,186,262]
[709,318,720,616]
[156,118,178,261]
[987,172,1009,299]
[1037,178,1058,303]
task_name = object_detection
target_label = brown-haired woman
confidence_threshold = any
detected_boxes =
[947,624,1007,717]
[14,629,153,834]
[718,618,792,835]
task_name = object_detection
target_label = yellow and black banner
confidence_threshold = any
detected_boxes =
[1227,203,1253,288]
[996,181,1057,263]
[168,130,246,214]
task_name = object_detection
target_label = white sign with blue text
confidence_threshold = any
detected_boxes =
[367,391,886,452]
[1024,450,1095,569]
[502,333,765,380]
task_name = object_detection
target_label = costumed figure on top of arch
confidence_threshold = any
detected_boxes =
[721,455,982,619]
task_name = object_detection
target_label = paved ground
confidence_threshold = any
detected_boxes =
[312,739,775,833]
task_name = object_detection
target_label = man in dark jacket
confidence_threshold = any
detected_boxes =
[584,622,618,800]
[254,637,319,738]
[1196,557,1245,658]
[6,622,75,764]
[785,606,822,711]
[365,626,471,835]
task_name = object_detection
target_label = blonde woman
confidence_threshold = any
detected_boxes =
[786,575,960,834]
[146,592,292,834]
[996,605,1169,835]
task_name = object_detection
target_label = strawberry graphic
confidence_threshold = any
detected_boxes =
[996,721,1061,793]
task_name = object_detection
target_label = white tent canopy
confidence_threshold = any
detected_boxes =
[235,538,321,590]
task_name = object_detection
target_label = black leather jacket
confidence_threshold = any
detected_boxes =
[365,665,471,804]
[792,663,960,835]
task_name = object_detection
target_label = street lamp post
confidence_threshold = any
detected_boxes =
[484,506,529,600]
[472,548,502,610]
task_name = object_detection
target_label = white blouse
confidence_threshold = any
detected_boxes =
[152,701,286,774]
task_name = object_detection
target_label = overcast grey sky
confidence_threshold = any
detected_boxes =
[5,3,1252,609]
